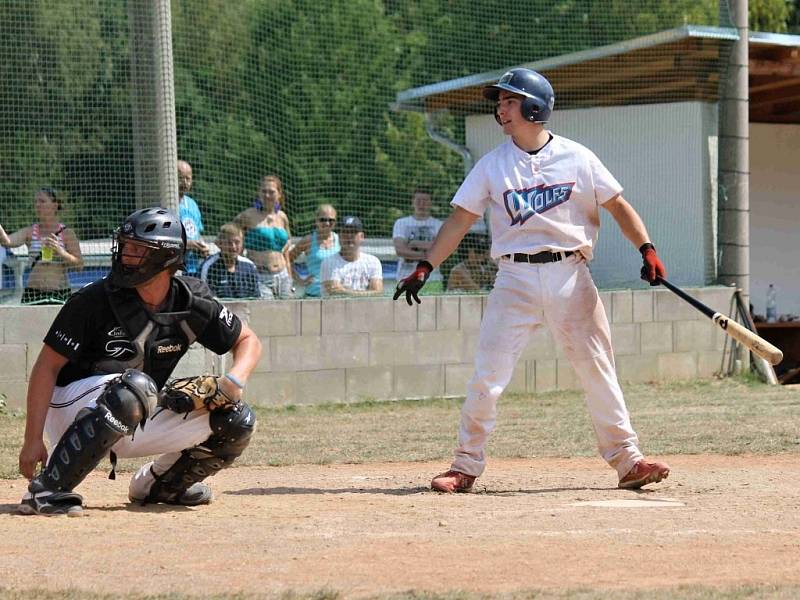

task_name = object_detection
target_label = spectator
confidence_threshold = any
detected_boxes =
[320,216,382,297]
[0,187,83,304]
[287,203,340,298]
[446,232,497,293]
[178,160,210,276]
[392,188,444,289]
[0,246,15,297]
[235,175,293,299]
[199,223,260,299]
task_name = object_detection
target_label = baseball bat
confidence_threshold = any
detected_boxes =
[656,277,784,366]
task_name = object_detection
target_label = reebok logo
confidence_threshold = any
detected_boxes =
[156,343,182,354]
[104,411,129,434]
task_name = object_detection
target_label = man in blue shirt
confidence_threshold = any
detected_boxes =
[199,223,261,299]
[178,160,210,275]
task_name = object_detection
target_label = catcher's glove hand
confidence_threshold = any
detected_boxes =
[158,374,237,413]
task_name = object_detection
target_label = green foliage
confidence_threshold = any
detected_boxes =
[750,0,793,32]
[0,1,794,240]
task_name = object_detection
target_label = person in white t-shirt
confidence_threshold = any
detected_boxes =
[392,189,443,283]
[320,216,383,297]
[393,68,670,494]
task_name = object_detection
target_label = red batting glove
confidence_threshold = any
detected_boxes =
[393,260,433,305]
[639,243,666,286]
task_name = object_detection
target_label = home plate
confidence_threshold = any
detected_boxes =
[570,498,685,508]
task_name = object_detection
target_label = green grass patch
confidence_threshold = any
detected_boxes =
[1,377,798,479]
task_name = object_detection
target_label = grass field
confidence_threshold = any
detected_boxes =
[2,376,797,479]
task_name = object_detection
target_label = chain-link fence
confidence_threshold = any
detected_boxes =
[0,0,735,303]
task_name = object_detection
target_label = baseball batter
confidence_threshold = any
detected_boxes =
[394,68,670,492]
[17,207,262,515]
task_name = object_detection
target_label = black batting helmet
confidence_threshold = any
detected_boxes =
[483,68,555,124]
[110,207,186,288]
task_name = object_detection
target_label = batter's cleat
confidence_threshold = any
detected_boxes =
[131,482,214,507]
[618,459,670,489]
[431,470,476,493]
[18,479,84,517]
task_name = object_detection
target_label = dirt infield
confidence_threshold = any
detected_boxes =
[1,454,799,598]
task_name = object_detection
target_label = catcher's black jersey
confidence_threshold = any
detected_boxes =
[44,276,242,389]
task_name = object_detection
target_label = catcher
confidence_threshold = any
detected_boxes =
[17,207,262,516]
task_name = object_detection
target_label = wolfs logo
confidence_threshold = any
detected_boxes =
[504,183,575,226]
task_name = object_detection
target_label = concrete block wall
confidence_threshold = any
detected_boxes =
[0,286,735,410]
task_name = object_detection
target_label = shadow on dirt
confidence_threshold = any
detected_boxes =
[224,484,632,496]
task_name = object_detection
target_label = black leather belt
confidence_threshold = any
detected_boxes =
[504,250,574,264]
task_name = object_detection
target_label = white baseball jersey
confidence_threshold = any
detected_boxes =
[320,252,382,295]
[452,134,623,261]
[392,215,443,281]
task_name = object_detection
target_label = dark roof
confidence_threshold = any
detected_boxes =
[395,26,800,124]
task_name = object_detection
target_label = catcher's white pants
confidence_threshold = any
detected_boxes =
[451,254,643,479]
[43,374,214,500]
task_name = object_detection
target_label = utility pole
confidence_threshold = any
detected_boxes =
[718,0,749,303]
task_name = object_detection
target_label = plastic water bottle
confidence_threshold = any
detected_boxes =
[766,284,778,323]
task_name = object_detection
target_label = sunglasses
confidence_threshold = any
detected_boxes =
[317,217,336,224]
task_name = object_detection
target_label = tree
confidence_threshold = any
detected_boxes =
[750,0,793,32]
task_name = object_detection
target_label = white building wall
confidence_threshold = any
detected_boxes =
[749,124,800,318]
[465,102,718,289]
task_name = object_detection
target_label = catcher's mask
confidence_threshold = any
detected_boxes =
[111,207,187,288]
[483,68,555,124]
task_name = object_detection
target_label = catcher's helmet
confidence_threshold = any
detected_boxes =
[483,68,555,124]
[110,207,186,288]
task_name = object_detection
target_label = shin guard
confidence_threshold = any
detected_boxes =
[144,403,256,503]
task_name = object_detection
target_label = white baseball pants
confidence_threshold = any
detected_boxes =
[43,374,215,500]
[451,254,643,479]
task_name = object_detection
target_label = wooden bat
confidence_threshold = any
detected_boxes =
[657,277,784,366]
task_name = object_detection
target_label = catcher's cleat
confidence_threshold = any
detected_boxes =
[131,482,214,506]
[431,470,476,493]
[618,459,670,489]
[18,479,84,517]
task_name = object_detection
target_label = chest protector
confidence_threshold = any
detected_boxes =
[93,277,216,377]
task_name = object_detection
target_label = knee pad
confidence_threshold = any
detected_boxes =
[144,403,256,503]
[206,401,257,459]
[98,369,158,434]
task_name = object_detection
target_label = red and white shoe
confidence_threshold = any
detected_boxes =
[618,459,670,489]
[431,470,476,493]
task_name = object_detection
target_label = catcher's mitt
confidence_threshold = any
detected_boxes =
[158,374,237,413]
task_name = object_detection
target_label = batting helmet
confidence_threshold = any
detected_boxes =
[110,207,187,288]
[483,68,555,124]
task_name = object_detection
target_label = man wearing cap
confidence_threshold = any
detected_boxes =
[320,216,383,297]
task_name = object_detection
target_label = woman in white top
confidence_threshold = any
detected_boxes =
[0,187,83,304]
